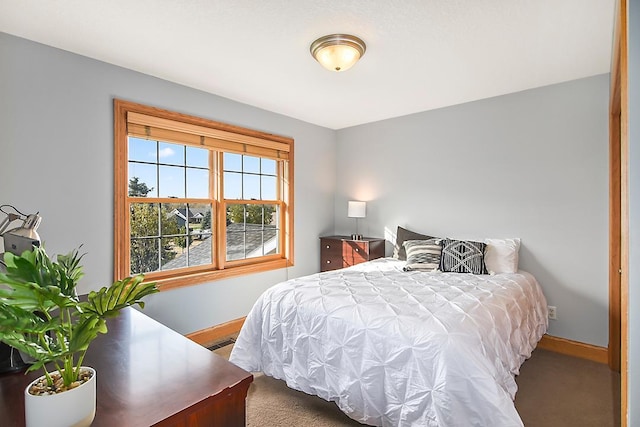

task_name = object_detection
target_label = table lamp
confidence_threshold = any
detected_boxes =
[348,201,366,240]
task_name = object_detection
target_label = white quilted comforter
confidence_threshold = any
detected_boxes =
[230,258,548,427]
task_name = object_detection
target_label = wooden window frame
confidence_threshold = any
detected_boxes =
[114,99,294,291]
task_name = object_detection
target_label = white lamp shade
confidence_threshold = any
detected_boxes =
[347,201,366,218]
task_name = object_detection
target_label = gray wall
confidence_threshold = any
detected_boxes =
[335,75,610,347]
[0,32,337,334]
[628,0,639,424]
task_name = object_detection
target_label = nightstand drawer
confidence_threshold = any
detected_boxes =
[320,236,385,272]
[321,240,342,257]
[321,241,343,270]
[347,241,369,264]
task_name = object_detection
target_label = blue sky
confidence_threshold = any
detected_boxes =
[128,138,277,200]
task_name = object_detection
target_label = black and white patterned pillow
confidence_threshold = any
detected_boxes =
[403,239,442,271]
[440,239,487,274]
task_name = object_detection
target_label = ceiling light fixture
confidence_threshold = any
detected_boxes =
[310,34,366,72]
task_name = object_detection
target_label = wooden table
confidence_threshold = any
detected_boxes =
[0,307,253,426]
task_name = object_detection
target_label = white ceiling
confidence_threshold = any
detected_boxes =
[1,0,615,129]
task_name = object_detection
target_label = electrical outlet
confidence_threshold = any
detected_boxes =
[548,306,557,320]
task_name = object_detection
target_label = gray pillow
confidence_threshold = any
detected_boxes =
[393,226,434,260]
[403,239,442,271]
[440,239,487,274]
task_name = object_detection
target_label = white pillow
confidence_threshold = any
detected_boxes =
[483,238,521,274]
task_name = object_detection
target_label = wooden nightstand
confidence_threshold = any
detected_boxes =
[320,235,385,272]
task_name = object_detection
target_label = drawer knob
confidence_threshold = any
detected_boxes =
[326,245,330,249]
[326,260,331,263]
[355,248,359,252]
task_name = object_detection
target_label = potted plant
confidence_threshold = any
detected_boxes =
[0,246,158,427]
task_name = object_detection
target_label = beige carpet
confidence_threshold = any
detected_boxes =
[214,344,620,426]
[515,350,620,427]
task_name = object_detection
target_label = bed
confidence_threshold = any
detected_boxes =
[230,256,548,426]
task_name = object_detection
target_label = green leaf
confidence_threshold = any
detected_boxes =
[0,305,51,334]
[0,247,157,386]
[69,316,106,352]
[83,275,158,318]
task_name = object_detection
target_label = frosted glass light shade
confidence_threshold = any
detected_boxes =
[348,201,366,218]
[310,34,366,72]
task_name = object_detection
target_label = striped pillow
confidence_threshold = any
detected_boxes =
[403,239,442,271]
[394,226,434,260]
[440,239,487,274]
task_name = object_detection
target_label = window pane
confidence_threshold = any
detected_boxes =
[186,146,208,168]
[226,231,245,261]
[186,234,212,267]
[128,164,157,197]
[226,204,246,227]
[130,203,159,237]
[261,158,276,175]
[161,237,185,270]
[159,165,185,198]
[186,168,209,198]
[161,203,188,236]
[158,142,184,166]
[224,172,242,199]
[189,203,213,265]
[129,137,157,163]
[226,204,245,261]
[160,203,213,270]
[186,203,212,232]
[130,238,159,275]
[243,155,260,174]
[225,204,279,261]
[243,174,260,200]
[267,203,279,226]
[224,153,242,172]
[244,232,264,258]
[252,229,279,257]
[261,176,277,200]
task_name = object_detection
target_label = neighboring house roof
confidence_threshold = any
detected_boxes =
[189,206,208,216]
[161,234,213,270]
[226,223,278,260]
[171,208,196,221]
[160,222,277,270]
[170,207,207,227]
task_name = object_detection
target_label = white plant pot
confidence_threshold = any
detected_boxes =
[24,366,96,427]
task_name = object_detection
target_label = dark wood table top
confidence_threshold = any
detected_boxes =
[0,307,253,427]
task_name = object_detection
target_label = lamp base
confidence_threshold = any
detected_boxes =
[350,234,363,241]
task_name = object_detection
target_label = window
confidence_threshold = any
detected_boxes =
[114,100,293,290]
